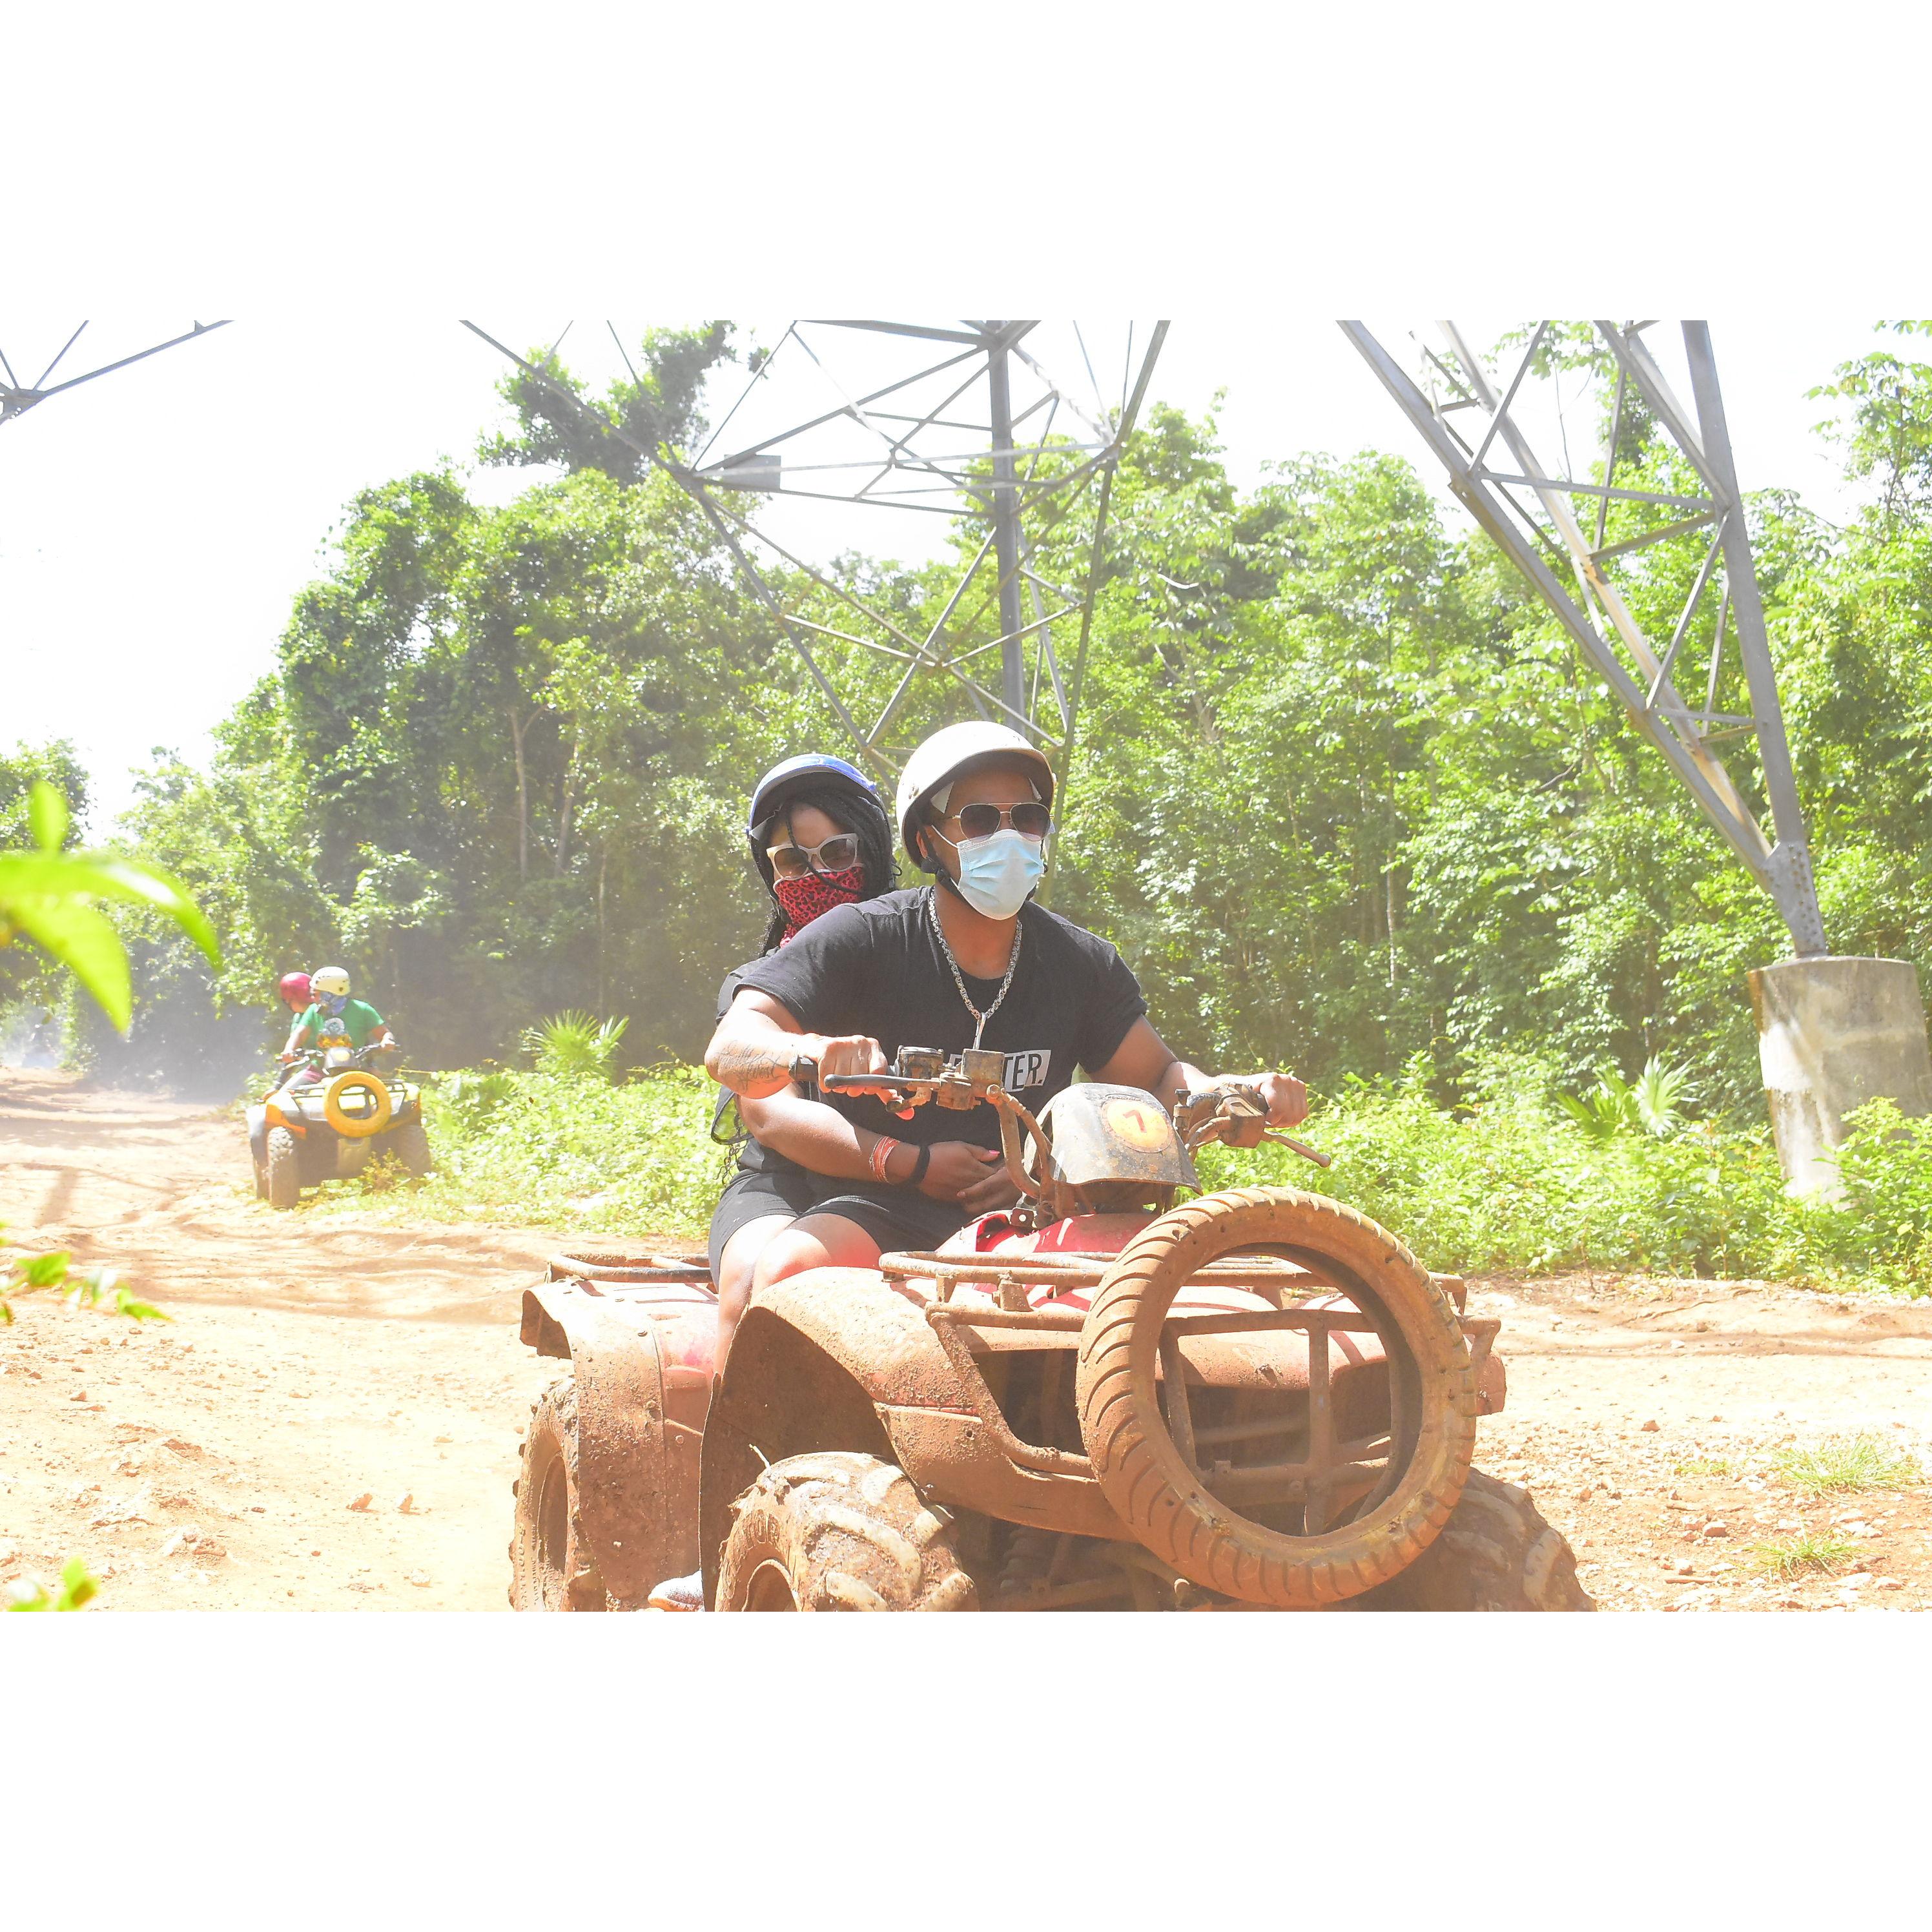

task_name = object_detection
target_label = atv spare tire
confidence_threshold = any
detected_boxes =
[1076,1186,1477,1610]
[323,1069,391,1138]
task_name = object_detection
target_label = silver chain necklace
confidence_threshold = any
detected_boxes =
[927,887,1023,1047]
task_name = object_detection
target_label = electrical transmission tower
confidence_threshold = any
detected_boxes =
[1340,321,1827,959]
[464,320,1168,796]
[1,321,230,429]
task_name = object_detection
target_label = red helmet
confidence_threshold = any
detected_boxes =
[278,971,312,1012]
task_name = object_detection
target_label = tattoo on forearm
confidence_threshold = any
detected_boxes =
[714,1036,800,1091]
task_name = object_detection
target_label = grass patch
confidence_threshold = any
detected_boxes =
[278,1055,1932,1292]
[1752,1530,1857,1577]
[316,1065,733,1239]
[1674,1455,1733,1478]
[1769,1434,1922,1497]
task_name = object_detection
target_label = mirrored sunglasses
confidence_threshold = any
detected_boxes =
[944,800,1053,841]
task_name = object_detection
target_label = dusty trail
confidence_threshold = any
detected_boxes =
[0,1072,564,1608]
[3,1070,1929,1612]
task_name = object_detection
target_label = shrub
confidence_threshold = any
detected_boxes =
[328,1064,732,1237]
[519,1011,629,1082]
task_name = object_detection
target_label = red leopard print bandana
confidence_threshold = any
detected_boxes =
[774,865,865,944]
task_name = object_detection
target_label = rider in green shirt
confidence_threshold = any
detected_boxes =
[277,965,397,1083]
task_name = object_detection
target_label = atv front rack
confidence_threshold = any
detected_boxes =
[878,1248,1328,1310]
[879,1249,1400,1520]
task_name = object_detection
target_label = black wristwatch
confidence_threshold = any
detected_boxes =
[909,1144,932,1184]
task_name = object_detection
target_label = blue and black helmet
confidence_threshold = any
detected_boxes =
[746,753,879,853]
[744,752,897,921]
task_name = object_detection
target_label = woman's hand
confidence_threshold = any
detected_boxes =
[914,1140,1003,1202]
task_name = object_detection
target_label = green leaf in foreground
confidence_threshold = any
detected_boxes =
[6,1559,101,1612]
[0,841,220,1032]
[20,1250,70,1288]
[28,778,70,853]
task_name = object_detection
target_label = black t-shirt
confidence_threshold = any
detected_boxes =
[733,887,1149,1153]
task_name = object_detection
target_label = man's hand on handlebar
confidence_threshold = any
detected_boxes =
[1251,1071,1309,1132]
[1173,1070,1327,1167]
[799,1034,919,1119]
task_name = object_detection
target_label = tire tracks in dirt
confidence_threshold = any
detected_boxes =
[0,1071,570,1609]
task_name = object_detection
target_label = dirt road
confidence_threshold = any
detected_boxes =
[3,1071,1929,1611]
[0,1072,562,1608]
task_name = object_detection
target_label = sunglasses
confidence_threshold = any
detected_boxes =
[767,833,863,879]
[937,801,1053,841]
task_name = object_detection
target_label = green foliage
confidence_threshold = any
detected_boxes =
[324,1055,1932,1299]
[1192,1062,1796,1278]
[1819,1100,1932,1290]
[0,777,218,1034]
[316,1066,734,1238]
[520,1010,628,1081]
[1769,1433,1922,1496]
[0,1235,171,1326]
[480,324,739,480]
[440,1067,519,1122]
[6,1558,100,1612]
[1557,1054,1692,1142]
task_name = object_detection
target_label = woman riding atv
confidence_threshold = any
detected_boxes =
[709,756,916,1364]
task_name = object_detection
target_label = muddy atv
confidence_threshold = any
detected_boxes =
[510,1050,1590,1612]
[247,1044,431,1210]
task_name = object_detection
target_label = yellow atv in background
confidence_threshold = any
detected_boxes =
[247,1043,431,1209]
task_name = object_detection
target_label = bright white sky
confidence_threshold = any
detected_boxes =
[0,315,1904,829]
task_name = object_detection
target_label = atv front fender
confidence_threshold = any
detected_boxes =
[700,1270,1130,1605]
[519,1279,711,1605]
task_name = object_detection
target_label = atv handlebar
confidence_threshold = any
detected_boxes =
[816,1048,1331,1191]
[821,1049,1049,1202]
[276,1043,400,1074]
[1172,1080,1331,1169]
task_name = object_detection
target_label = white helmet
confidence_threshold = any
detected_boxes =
[894,722,1054,868]
[311,966,351,998]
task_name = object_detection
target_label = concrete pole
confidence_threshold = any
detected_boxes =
[1749,958,1932,1195]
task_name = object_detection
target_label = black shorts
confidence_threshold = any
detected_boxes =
[708,1164,826,1279]
[794,1185,972,1257]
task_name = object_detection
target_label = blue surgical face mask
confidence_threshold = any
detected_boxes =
[952,828,1045,920]
[320,993,348,1016]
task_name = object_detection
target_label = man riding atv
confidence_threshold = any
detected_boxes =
[275,965,398,1090]
[707,721,1308,1275]
[651,721,1311,1608]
